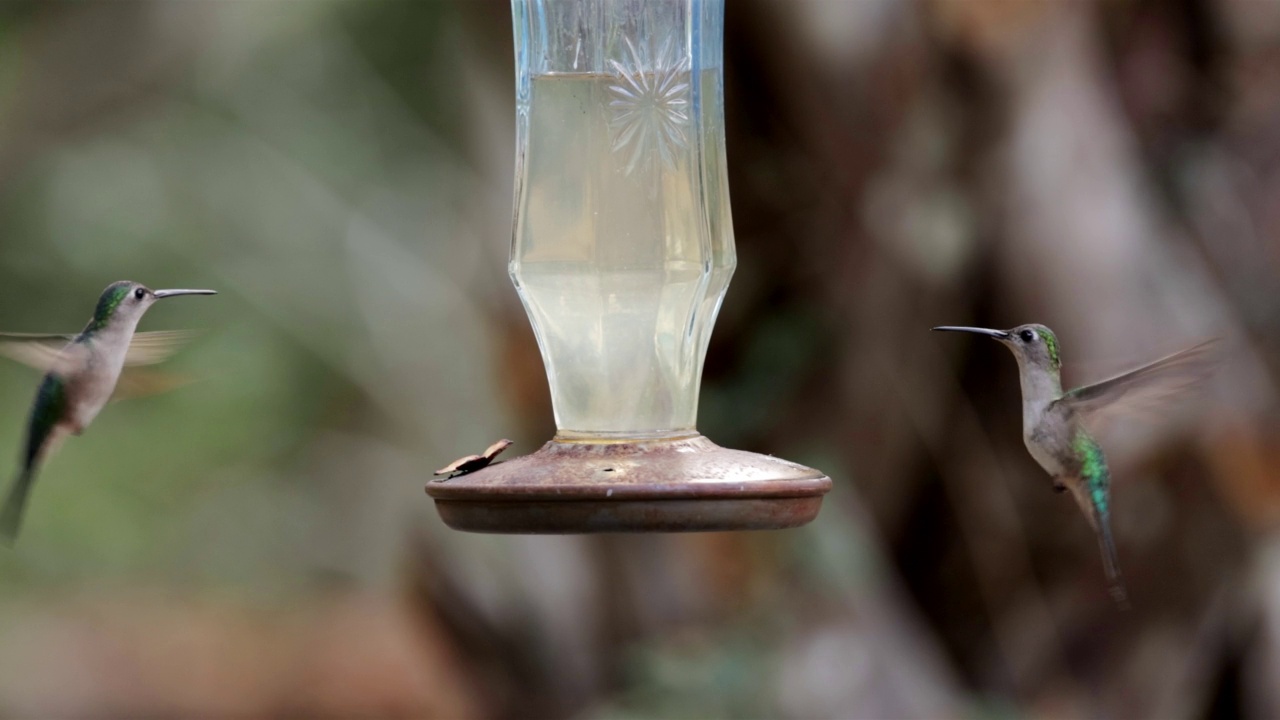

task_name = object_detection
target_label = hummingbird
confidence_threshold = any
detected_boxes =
[932,323,1217,605]
[0,281,216,543]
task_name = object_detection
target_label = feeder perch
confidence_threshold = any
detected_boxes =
[425,0,831,533]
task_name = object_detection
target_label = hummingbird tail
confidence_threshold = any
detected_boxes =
[1097,513,1129,609]
[0,468,36,546]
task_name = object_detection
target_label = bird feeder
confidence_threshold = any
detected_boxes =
[425,0,831,532]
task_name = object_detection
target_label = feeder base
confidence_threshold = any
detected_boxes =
[424,434,832,533]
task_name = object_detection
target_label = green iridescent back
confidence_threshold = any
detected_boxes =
[24,375,66,469]
[87,282,135,332]
[1034,327,1061,369]
[1071,427,1109,514]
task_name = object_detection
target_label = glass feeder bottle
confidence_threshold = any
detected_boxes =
[509,0,735,440]
[425,0,831,533]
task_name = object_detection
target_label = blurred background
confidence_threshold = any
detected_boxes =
[0,0,1277,717]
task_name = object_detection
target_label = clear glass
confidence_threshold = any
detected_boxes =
[509,0,736,440]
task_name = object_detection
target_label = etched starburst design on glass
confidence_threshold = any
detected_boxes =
[606,36,691,177]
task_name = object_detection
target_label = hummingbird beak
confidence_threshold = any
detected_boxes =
[931,326,1011,340]
[152,289,218,299]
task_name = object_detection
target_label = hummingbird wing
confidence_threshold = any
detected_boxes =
[1054,339,1220,430]
[0,333,76,373]
[0,330,199,372]
[114,331,204,399]
[121,330,202,366]
[111,368,198,401]
[0,331,203,402]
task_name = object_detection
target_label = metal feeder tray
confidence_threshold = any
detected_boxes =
[425,434,832,533]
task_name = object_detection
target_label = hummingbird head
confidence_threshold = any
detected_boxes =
[89,281,217,333]
[932,323,1062,373]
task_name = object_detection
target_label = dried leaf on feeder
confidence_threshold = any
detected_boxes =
[433,439,514,479]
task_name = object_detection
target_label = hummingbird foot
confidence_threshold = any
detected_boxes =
[1052,479,1068,494]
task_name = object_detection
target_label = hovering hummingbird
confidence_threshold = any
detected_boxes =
[932,323,1217,605]
[0,281,217,543]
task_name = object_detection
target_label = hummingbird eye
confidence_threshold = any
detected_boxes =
[1019,329,1036,343]
[134,287,147,300]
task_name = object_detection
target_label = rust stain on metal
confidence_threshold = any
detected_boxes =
[425,434,832,533]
